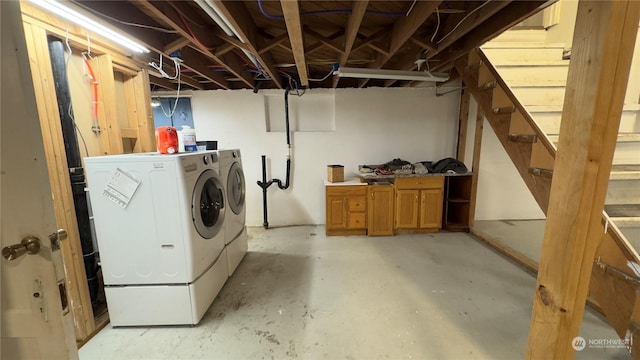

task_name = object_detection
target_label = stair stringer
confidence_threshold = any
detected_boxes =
[456,47,640,350]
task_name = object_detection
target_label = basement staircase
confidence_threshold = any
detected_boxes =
[456,48,640,354]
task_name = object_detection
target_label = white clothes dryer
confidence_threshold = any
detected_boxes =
[85,151,228,326]
[218,149,247,276]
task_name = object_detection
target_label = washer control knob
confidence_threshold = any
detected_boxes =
[203,156,209,165]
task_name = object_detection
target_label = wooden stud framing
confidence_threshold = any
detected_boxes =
[526,1,640,358]
[468,102,483,228]
[122,69,156,153]
[91,54,124,155]
[456,86,470,161]
[22,22,95,341]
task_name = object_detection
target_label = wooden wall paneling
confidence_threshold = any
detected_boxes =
[526,1,640,358]
[21,22,95,341]
[90,54,124,155]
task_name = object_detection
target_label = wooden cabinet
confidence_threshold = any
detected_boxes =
[443,175,472,231]
[326,185,367,236]
[394,177,444,232]
[367,184,394,236]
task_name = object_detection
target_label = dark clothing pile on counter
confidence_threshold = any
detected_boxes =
[361,157,468,175]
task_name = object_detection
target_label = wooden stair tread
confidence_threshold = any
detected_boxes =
[605,204,640,218]
[526,103,640,113]
[547,132,640,143]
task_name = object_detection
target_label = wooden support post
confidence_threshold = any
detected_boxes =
[468,101,483,228]
[22,22,95,341]
[456,84,470,162]
[526,1,640,358]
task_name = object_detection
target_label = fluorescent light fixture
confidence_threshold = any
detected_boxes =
[30,0,150,54]
[335,67,449,82]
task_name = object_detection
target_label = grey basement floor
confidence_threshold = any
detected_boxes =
[79,226,629,360]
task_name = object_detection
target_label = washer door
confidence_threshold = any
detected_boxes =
[227,162,245,215]
[192,169,225,239]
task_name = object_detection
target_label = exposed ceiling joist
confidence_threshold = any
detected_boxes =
[212,0,283,88]
[164,37,191,54]
[180,46,230,89]
[135,0,254,88]
[259,33,289,54]
[281,0,309,86]
[333,0,368,87]
[305,28,344,54]
[359,1,442,88]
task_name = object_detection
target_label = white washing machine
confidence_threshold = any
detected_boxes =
[218,149,248,276]
[85,151,228,326]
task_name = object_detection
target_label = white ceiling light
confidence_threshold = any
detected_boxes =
[30,0,150,54]
[335,67,449,82]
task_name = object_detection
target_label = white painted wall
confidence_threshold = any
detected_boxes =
[187,87,460,226]
[462,98,545,221]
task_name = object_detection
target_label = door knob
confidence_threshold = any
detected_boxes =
[2,236,42,260]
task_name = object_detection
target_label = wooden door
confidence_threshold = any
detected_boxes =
[1,1,78,358]
[395,189,419,229]
[419,189,443,229]
[368,186,394,236]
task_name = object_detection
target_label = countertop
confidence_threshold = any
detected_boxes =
[324,178,367,186]
[358,172,472,180]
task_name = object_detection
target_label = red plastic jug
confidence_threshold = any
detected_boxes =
[156,126,179,154]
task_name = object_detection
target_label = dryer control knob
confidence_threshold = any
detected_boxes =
[203,156,209,165]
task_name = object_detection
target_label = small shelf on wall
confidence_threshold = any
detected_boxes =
[443,175,472,232]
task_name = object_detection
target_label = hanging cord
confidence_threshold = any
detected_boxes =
[308,68,335,82]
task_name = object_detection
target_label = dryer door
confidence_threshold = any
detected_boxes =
[227,162,246,215]
[192,169,225,239]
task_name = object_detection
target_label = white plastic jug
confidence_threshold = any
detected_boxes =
[181,125,197,152]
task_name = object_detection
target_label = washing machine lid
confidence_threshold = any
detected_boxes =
[227,161,245,215]
[192,169,225,239]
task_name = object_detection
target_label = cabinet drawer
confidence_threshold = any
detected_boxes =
[326,185,367,197]
[349,197,366,212]
[348,213,366,229]
[395,177,444,190]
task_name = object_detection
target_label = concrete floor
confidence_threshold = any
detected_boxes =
[79,226,628,359]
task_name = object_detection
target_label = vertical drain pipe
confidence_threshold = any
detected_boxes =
[47,36,99,302]
[257,88,292,228]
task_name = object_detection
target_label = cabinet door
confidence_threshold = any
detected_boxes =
[395,189,419,229]
[419,189,443,229]
[368,186,394,236]
[326,196,347,229]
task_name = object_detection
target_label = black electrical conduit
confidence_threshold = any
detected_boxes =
[47,37,99,302]
[257,88,292,229]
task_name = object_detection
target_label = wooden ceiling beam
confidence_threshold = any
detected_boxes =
[367,42,390,56]
[281,0,308,86]
[149,75,178,91]
[432,1,551,72]
[305,28,344,54]
[214,43,235,57]
[410,36,437,51]
[333,0,368,87]
[259,33,289,54]
[212,1,283,88]
[351,28,388,53]
[180,46,230,89]
[135,1,254,88]
[427,1,511,60]
[359,1,441,87]
[385,2,509,88]
[164,37,191,54]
